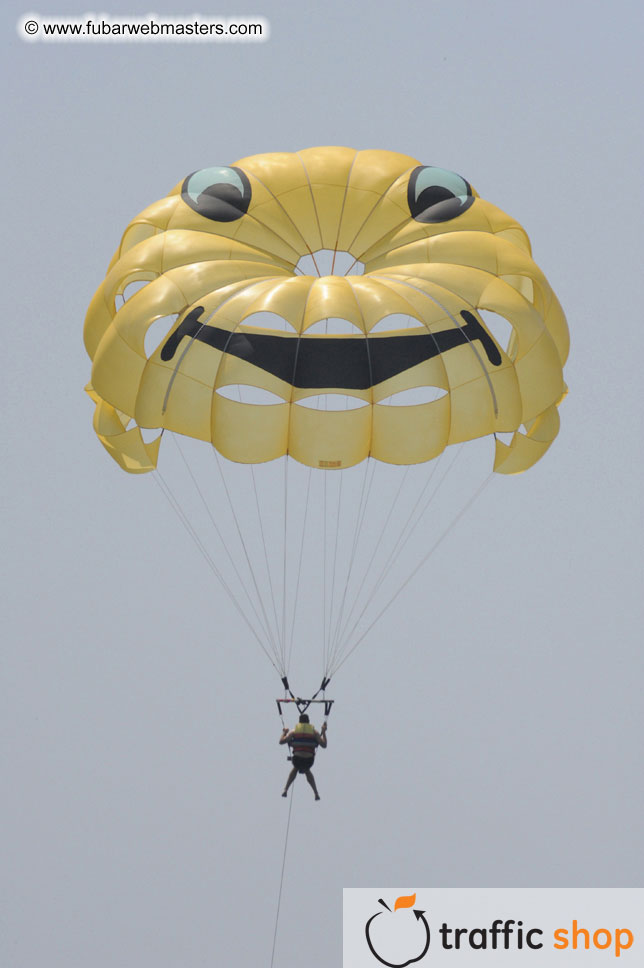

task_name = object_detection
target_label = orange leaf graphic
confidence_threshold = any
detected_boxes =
[394,893,416,911]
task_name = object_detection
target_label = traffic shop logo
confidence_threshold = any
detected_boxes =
[365,894,430,967]
[361,893,635,963]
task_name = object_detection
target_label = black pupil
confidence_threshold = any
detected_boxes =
[415,185,455,210]
[195,183,245,221]
[202,183,240,202]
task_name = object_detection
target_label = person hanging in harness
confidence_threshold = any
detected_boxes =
[280,713,327,800]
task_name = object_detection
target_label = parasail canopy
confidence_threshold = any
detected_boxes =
[84,147,568,478]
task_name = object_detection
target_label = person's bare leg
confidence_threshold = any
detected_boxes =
[305,770,320,800]
[282,767,297,796]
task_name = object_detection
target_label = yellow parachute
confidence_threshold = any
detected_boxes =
[84,147,568,477]
[84,147,569,683]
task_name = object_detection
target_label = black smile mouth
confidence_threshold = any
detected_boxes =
[160,307,502,391]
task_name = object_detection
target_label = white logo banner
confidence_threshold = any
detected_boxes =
[344,888,642,966]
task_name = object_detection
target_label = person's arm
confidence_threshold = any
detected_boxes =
[317,722,328,748]
[279,728,291,745]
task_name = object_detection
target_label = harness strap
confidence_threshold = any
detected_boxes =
[275,676,334,720]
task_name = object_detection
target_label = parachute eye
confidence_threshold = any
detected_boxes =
[182,166,251,222]
[408,165,474,223]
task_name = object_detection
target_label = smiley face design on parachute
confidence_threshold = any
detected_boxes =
[84,148,568,475]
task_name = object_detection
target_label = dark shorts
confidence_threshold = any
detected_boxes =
[292,754,315,773]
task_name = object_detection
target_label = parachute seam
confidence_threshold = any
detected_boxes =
[242,163,321,266]
[342,166,416,270]
[365,228,537,276]
[331,149,359,273]
[159,227,297,271]
[354,215,479,268]
[188,181,304,265]
[296,152,325,261]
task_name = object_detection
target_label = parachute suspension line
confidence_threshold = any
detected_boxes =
[323,451,329,680]
[250,462,283,665]
[281,455,289,673]
[325,456,374,675]
[362,446,462,611]
[328,462,412,668]
[151,470,279,674]
[329,472,494,678]
[286,465,313,675]
[324,467,345,677]
[327,458,391,672]
[210,447,284,674]
[334,444,464,664]
[387,446,465,576]
[325,457,377,676]
[168,434,276,650]
[270,783,296,968]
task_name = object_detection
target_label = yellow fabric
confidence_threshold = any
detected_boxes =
[84,147,568,475]
[294,723,316,735]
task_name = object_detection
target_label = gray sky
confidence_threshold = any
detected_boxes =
[3,1,643,965]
